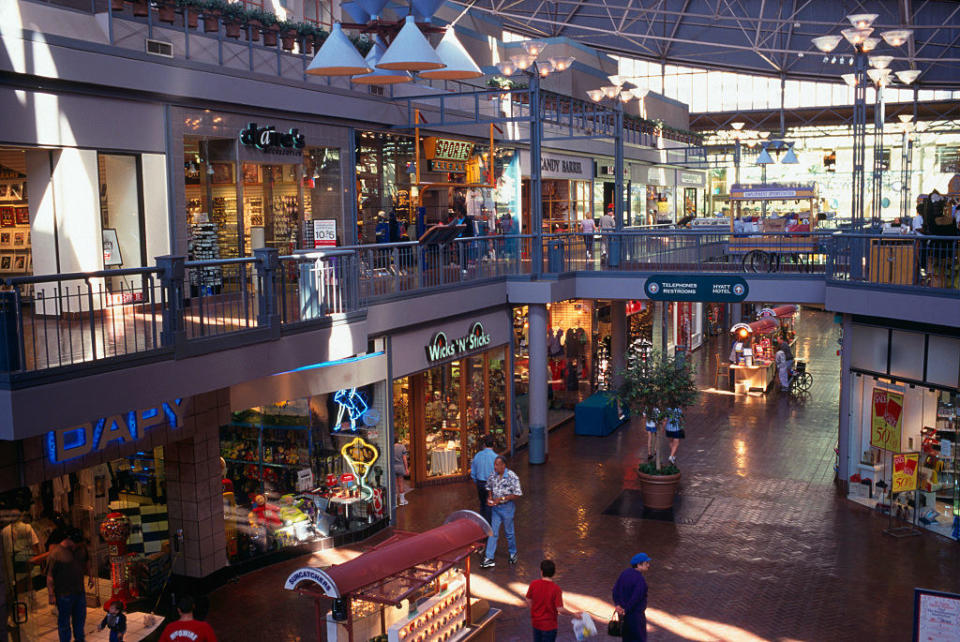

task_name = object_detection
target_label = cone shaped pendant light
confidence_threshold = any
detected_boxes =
[377,15,445,71]
[411,0,444,20]
[419,29,483,80]
[307,23,371,76]
[755,148,774,165]
[352,36,413,85]
[354,0,390,18]
[781,146,799,164]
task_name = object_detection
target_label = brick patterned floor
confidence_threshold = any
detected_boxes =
[205,310,960,641]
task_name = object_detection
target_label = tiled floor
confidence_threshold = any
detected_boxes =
[206,310,960,641]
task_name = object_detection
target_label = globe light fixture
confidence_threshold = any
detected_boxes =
[377,15,445,71]
[601,85,620,99]
[847,13,878,29]
[537,60,554,77]
[867,67,891,86]
[419,29,483,80]
[731,121,745,130]
[619,89,634,103]
[307,22,371,76]
[880,29,913,47]
[895,69,921,84]
[812,35,842,53]
[841,73,857,87]
[861,37,880,52]
[510,54,535,70]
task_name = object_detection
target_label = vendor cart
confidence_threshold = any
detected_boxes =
[284,510,498,642]
[729,318,780,393]
[727,184,823,273]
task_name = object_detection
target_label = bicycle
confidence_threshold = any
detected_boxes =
[788,360,813,394]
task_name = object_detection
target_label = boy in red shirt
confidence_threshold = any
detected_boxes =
[158,596,218,642]
[525,559,581,642]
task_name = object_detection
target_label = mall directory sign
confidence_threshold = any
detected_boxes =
[644,276,749,302]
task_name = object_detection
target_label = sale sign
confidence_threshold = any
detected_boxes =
[892,453,920,493]
[870,388,904,453]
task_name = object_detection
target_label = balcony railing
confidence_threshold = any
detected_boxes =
[1,231,956,377]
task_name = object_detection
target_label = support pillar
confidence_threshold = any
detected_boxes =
[836,314,853,492]
[527,303,548,464]
[529,72,544,274]
[610,301,626,389]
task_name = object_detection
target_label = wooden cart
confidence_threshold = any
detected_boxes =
[727,184,822,272]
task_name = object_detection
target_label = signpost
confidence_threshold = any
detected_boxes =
[644,275,749,303]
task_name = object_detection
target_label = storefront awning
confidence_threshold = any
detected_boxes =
[284,511,491,605]
[731,318,779,336]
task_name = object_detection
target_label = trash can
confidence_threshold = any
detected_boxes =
[547,239,566,273]
[607,235,621,268]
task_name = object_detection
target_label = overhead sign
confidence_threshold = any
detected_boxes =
[46,399,186,463]
[239,122,305,155]
[521,152,593,180]
[913,589,960,642]
[729,183,816,200]
[423,137,474,161]
[429,159,467,173]
[425,321,492,363]
[284,567,340,596]
[870,388,903,453]
[678,171,705,187]
[644,276,748,302]
[892,453,920,493]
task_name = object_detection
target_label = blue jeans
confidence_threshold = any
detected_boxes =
[533,627,558,642]
[484,501,517,559]
[56,593,86,642]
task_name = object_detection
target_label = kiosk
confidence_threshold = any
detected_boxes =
[729,318,780,392]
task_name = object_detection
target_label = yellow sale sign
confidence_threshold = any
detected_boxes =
[892,453,920,493]
[870,388,903,453]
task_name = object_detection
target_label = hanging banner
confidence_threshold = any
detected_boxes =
[870,388,904,453]
[892,453,920,493]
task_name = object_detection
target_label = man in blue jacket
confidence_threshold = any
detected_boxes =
[470,434,497,523]
[612,553,651,642]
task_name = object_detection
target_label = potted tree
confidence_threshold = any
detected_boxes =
[201,0,226,33]
[176,0,201,29]
[221,2,246,39]
[617,348,698,510]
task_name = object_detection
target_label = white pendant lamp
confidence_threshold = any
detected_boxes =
[377,15,445,71]
[307,23,371,76]
[419,29,483,79]
[352,36,413,85]
[411,0,444,21]
[354,0,390,18]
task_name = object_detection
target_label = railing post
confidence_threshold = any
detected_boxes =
[254,247,280,327]
[0,290,21,372]
[157,255,186,349]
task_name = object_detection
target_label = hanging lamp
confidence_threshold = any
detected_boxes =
[352,36,413,85]
[353,0,390,18]
[411,0,444,21]
[307,23,371,76]
[377,15,445,71]
[781,145,799,164]
[419,29,483,79]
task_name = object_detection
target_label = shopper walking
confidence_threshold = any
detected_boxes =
[612,553,651,642]
[580,216,596,261]
[664,408,684,465]
[158,596,218,642]
[480,456,522,568]
[525,559,582,642]
[393,438,410,507]
[644,413,657,462]
[600,205,616,262]
[47,527,93,642]
[470,434,498,523]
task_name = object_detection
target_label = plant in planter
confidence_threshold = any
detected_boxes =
[258,11,279,46]
[175,0,202,29]
[111,0,126,12]
[350,34,373,57]
[156,0,177,24]
[277,20,298,51]
[617,347,698,510]
[245,8,268,41]
[131,0,149,17]
[200,0,226,33]
[296,22,318,55]
[221,2,247,39]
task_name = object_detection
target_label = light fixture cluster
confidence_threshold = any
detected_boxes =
[585,75,641,103]
[494,40,574,78]
[707,123,770,147]
[307,8,482,85]
[810,13,921,89]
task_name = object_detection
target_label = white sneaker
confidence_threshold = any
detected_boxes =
[398,496,409,506]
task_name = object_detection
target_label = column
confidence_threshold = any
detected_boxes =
[610,300,626,389]
[836,314,853,492]
[731,304,743,326]
[527,303,548,464]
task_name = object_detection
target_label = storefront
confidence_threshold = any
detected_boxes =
[677,170,706,219]
[632,165,675,225]
[520,150,593,233]
[172,108,349,265]
[225,353,390,560]
[0,87,170,289]
[390,311,512,484]
[593,159,631,227]
[843,321,960,540]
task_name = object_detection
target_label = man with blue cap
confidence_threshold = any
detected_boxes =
[612,553,651,641]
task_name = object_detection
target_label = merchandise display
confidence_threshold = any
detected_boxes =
[0,151,33,276]
[729,317,782,392]
[389,578,467,642]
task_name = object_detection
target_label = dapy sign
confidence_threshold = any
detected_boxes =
[425,322,492,363]
[644,275,749,302]
[46,399,186,463]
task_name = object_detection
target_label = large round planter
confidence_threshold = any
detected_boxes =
[246,20,261,42]
[280,32,296,51]
[157,4,176,23]
[111,0,125,11]
[263,28,278,47]
[202,14,220,33]
[637,470,681,510]
[185,8,199,29]
[132,0,149,17]
[224,21,241,39]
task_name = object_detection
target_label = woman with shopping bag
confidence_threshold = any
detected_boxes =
[612,553,651,641]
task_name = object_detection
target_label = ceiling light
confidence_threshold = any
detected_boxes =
[861,37,880,52]
[419,29,483,80]
[812,35,842,53]
[758,131,770,139]
[306,23,371,76]
[830,56,837,63]
[410,0,444,21]
[797,52,804,58]
[847,13,878,29]
[869,55,893,69]
[496,61,516,75]
[881,29,913,47]
[823,55,829,63]
[867,67,891,86]
[522,40,547,56]
[351,35,413,85]
[586,89,604,102]
[841,27,873,46]
[511,54,534,70]
[731,122,745,130]
[601,85,620,99]
[841,73,857,87]
[377,15,445,71]
[607,75,626,87]
[897,114,913,123]
[549,56,575,71]
[895,69,921,84]
[781,146,799,164]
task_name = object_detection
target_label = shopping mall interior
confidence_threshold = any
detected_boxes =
[0,1,958,640]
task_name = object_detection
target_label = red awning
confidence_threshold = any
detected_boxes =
[748,318,779,335]
[770,305,797,318]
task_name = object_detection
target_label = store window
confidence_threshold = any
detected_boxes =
[0,148,33,277]
[220,386,387,562]
[0,448,170,636]
[356,132,414,244]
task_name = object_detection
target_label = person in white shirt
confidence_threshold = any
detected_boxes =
[580,217,596,260]
[599,206,616,260]
[911,211,924,234]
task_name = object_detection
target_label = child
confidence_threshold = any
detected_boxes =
[99,600,127,642]
[525,559,581,642]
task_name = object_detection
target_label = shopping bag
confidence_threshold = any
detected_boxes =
[572,613,598,640]
[607,612,622,637]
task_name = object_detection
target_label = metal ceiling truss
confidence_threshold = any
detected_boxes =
[457,0,960,88]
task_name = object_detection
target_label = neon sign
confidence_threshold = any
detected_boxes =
[425,322,492,364]
[333,388,368,432]
[46,399,185,464]
[340,437,379,500]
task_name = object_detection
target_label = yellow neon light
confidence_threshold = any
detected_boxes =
[340,436,380,500]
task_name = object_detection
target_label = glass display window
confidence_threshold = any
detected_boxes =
[423,361,463,478]
[355,131,414,244]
